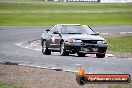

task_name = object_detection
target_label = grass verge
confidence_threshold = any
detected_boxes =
[0,82,22,88]
[106,35,132,53]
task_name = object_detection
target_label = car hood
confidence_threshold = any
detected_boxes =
[61,34,105,41]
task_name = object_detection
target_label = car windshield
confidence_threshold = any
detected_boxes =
[61,25,95,34]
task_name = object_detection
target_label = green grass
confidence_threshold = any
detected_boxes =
[0,13,132,26]
[106,35,132,53]
[0,2,132,26]
[0,82,22,88]
[0,3,132,11]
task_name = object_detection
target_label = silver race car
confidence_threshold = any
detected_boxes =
[41,24,108,58]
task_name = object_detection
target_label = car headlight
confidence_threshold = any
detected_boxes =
[102,40,107,44]
[66,38,73,43]
[97,40,108,45]
[73,40,82,43]
[66,38,82,43]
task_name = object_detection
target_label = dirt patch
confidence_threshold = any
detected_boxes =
[0,64,110,88]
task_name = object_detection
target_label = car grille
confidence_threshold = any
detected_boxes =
[81,40,98,44]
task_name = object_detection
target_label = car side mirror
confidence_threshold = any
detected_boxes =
[95,32,99,35]
[53,31,59,34]
[46,29,50,32]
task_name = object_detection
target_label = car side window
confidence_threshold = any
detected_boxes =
[55,25,61,33]
[50,25,57,34]
[50,25,61,34]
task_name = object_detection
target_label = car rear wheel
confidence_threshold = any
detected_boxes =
[42,40,51,55]
[60,41,69,56]
[77,53,86,57]
[96,53,105,58]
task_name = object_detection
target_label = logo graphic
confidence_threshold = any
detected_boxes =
[76,66,131,85]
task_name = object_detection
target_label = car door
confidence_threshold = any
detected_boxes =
[49,25,62,50]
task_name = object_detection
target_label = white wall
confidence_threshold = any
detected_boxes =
[58,0,99,2]
[101,0,132,3]
[127,0,132,2]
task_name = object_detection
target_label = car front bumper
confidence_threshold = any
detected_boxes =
[64,42,107,54]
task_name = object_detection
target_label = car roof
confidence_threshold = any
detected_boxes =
[57,24,81,26]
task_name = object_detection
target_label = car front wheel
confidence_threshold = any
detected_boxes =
[42,40,51,55]
[60,41,69,56]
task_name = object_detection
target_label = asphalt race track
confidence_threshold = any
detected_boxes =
[0,26,132,75]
